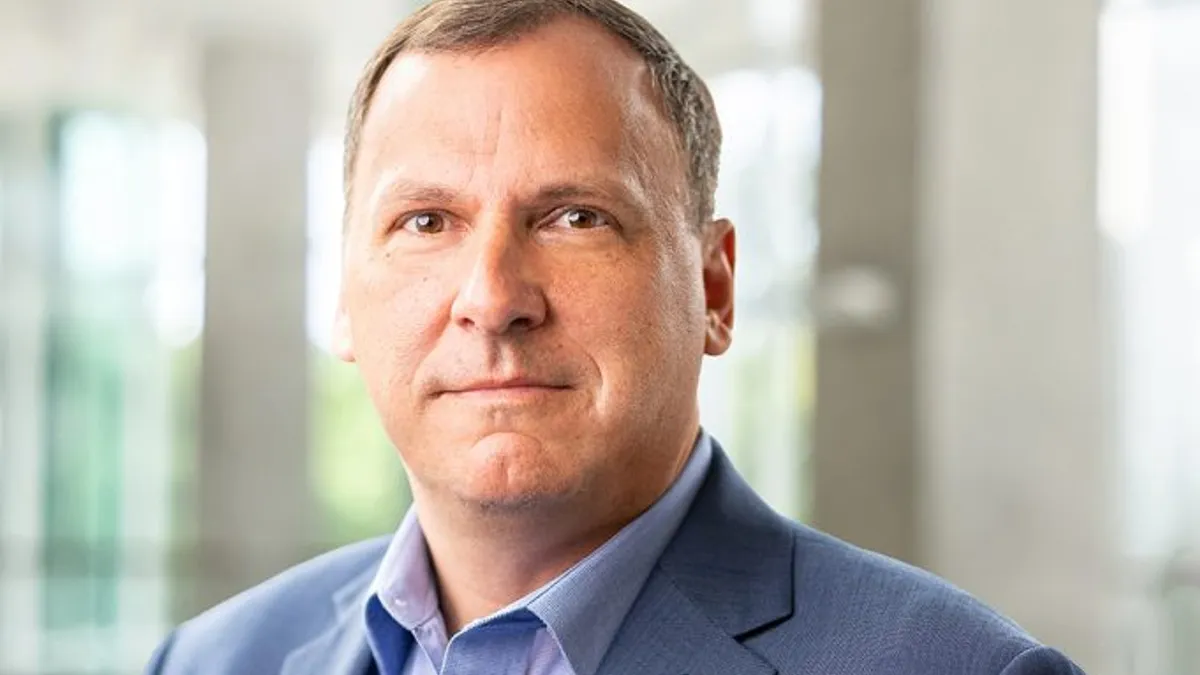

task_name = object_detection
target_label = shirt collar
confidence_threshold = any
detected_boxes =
[525,431,713,675]
[368,506,441,630]
[366,430,714,675]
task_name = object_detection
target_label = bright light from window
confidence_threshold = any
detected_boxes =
[306,136,344,353]
[148,121,205,349]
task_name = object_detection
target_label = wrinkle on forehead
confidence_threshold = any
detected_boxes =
[350,18,690,229]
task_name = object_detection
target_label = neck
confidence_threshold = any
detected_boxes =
[412,425,700,634]
[414,497,629,634]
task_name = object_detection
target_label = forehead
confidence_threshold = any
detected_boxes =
[352,18,686,210]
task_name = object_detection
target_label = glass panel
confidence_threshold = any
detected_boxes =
[699,66,819,521]
[1101,3,1200,673]
[27,111,204,674]
[307,137,409,549]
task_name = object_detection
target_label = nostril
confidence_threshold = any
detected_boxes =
[509,316,536,332]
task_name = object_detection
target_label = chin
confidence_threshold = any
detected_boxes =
[451,431,583,512]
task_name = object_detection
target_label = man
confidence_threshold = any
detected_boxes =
[147,1,1085,673]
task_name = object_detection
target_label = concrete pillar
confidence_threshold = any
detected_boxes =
[812,0,923,564]
[196,37,314,612]
[0,112,52,675]
[814,0,1118,671]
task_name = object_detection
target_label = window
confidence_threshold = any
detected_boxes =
[307,137,409,548]
[0,111,204,674]
[1101,3,1200,671]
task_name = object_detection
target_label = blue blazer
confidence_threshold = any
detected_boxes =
[146,444,1085,674]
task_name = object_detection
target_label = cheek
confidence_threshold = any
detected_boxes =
[346,265,447,411]
[554,246,705,385]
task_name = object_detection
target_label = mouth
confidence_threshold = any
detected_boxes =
[438,378,571,400]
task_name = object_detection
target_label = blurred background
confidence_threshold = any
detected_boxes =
[0,0,1196,673]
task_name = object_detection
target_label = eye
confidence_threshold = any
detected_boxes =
[398,212,447,234]
[553,207,611,230]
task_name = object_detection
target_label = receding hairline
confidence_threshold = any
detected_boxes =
[360,21,688,213]
[346,13,670,192]
[343,0,722,228]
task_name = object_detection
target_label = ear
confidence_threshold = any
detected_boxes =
[331,293,356,363]
[702,218,735,356]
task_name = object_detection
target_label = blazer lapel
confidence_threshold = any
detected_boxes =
[595,571,777,675]
[597,442,795,675]
[280,561,376,675]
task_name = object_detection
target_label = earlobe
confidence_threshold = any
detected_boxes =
[702,218,736,356]
[705,311,733,356]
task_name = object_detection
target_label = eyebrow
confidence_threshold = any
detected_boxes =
[370,177,461,211]
[529,181,647,212]
[370,174,650,217]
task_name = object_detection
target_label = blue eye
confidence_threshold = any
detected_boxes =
[400,212,446,234]
[557,208,610,229]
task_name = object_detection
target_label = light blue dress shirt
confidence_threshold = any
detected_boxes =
[362,431,714,675]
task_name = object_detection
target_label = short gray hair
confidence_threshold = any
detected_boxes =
[343,0,722,226]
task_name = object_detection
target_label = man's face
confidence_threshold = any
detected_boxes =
[335,18,734,518]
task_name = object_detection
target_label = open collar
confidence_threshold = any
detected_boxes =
[280,440,795,675]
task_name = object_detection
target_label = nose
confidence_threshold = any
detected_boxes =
[449,219,547,335]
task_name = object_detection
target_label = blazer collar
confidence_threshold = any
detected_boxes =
[596,441,795,675]
[280,558,376,675]
[657,441,795,636]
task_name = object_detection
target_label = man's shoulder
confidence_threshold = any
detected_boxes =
[763,520,1077,673]
[151,536,389,673]
[787,522,1025,630]
[185,535,389,633]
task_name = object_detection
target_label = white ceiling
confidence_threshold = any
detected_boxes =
[0,0,406,129]
[0,0,810,132]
